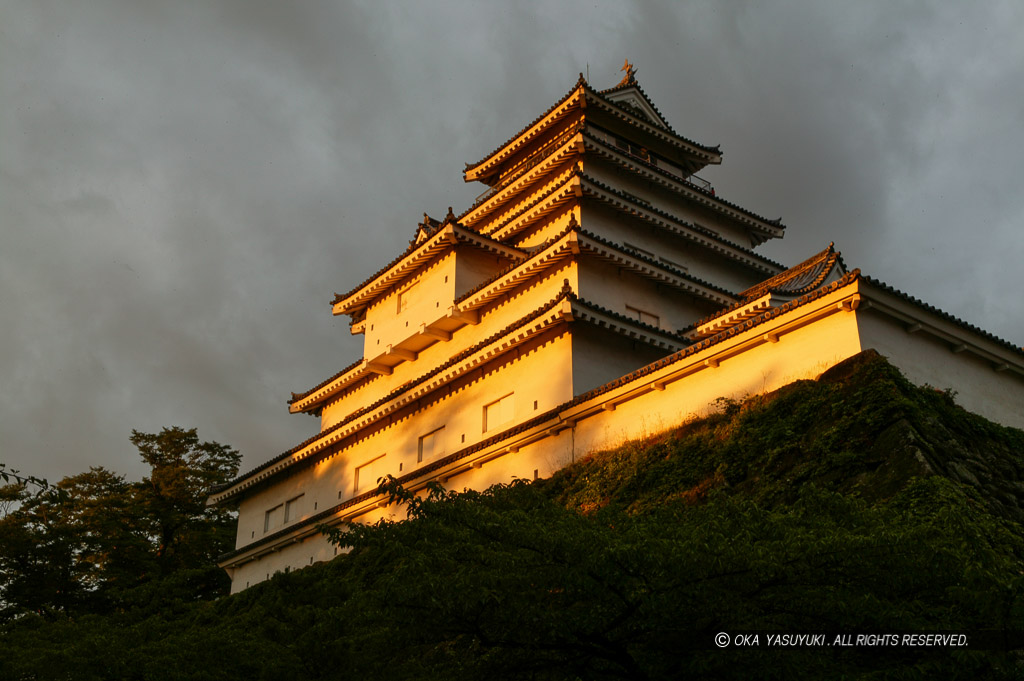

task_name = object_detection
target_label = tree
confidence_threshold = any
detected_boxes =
[0,427,240,620]
[130,427,241,576]
[320,476,1021,680]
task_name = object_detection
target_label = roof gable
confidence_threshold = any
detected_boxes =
[601,86,673,132]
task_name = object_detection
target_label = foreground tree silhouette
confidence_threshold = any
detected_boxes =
[0,427,240,620]
[320,476,1021,681]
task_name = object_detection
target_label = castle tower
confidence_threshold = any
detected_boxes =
[208,69,1024,593]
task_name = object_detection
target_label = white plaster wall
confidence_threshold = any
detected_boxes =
[858,311,1024,429]
[571,306,865,456]
[454,246,509,297]
[229,532,341,593]
[363,253,456,357]
[321,261,578,430]
[229,429,579,593]
[238,331,575,555]
[572,325,670,395]
[576,257,717,333]
[230,293,867,592]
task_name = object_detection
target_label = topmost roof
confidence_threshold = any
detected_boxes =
[463,72,722,183]
[596,60,676,133]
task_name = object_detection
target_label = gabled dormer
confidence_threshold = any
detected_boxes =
[598,60,674,131]
[330,211,523,362]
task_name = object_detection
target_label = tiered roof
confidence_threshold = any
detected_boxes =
[688,244,846,340]
[464,75,723,186]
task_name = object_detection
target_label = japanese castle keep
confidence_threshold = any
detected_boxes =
[209,66,1024,592]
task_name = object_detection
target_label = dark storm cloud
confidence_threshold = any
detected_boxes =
[2,1,1021,482]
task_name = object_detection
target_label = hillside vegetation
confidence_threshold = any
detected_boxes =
[2,351,1022,680]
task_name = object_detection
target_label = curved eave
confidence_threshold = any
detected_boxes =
[465,85,586,184]
[574,230,738,307]
[288,356,365,411]
[582,86,721,167]
[289,361,373,415]
[480,172,582,241]
[689,244,843,334]
[462,133,584,229]
[332,225,526,316]
[582,133,785,243]
[456,226,580,311]
[578,174,784,275]
[464,78,723,186]
[572,297,687,351]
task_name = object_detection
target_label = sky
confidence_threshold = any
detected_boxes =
[2,0,1022,484]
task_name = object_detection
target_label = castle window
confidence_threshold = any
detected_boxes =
[483,393,515,432]
[354,454,387,495]
[264,504,283,533]
[658,256,687,272]
[284,494,304,523]
[625,305,660,328]
[418,427,445,463]
[397,281,419,313]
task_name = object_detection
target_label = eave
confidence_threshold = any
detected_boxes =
[461,130,585,230]
[581,84,721,171]
[858,278,1024,371]
[688,243,845,337]
[464,77,722,186]
[578,174,784,275]
[571,297,687,352]
[289,304,484,415]
[581,132,785,244]
[464,82,587,184]
[331,224,525,317]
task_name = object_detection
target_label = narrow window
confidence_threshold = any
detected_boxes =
[397,281,419,313]
[623,241,655,259]
[625,305,660,328]
[418,427,446,463]
[264,504,283,533]
[284,494,305,523]
[658,256,687,272]
[483,393,515,432]
[354,454,387,495]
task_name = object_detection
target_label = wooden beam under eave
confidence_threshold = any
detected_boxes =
[366,362,392,376]
[450,308,480,325]
[421,324,452,341]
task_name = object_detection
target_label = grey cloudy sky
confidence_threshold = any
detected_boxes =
[2,1,1022,483]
